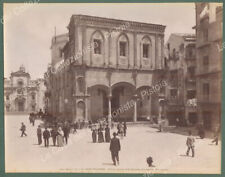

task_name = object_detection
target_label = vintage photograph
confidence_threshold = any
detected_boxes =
[3,2,222,173]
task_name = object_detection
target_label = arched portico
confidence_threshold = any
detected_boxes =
[88,85,109,122]
[111,82,135,122]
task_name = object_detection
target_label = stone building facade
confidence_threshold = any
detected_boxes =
[4,65,46,114]
[165,33,197,126]
[195,3,222,130]
[45,15,166,122]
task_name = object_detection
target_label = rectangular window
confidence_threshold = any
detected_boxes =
[188,67,195,79]
[203,29,208,42]
[143,44,149,58]
[94,39,101,54]
[203,83,210,99]
[203,56,209,71]
[119,42,126,57]
[32,95,35,100]
[170,89,177,97]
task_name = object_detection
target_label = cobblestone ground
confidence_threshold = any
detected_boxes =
[5,115,221,173]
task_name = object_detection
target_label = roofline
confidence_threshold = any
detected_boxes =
[70,14,166,32]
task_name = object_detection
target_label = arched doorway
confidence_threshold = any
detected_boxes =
[111,82,135,122]
[77,101,85,121]
[88,85,108,122]
[15,97,25,112]
[136,86,151,121]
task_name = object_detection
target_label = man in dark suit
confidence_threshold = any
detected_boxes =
[63,124,70,144]
[50,126,57,146]
[110,132,121,166]
[43,128,50,147]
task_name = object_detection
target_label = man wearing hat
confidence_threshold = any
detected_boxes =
[109,132,121,166]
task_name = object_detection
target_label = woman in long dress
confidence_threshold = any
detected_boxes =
[105,125,111,143]
[98,128,104,143]
[57,127,64,147]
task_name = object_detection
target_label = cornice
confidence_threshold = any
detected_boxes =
[71,15,166,34]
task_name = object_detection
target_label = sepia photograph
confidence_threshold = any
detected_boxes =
[3,2,223,174]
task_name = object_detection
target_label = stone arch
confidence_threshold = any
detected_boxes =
[88,84,109,122]
[76,100,85,121]
[111,82,135,122]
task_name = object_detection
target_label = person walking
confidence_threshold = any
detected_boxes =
[105,124,111,143]
[50,127,57,146]
[37,125,42,145]
[110,132,121,166]
[186,131,195,157]
[20,122,27,137]
[43,128,50,147]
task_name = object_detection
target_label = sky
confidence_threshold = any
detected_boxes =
[4,3,195,79]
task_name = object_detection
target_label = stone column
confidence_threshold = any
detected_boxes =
[85,97,88,122]
[133,94,138,122]
[133,32,137,67]
[108,94,112,123]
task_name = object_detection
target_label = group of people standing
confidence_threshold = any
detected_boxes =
[36,124,70,148]
[91,124,111,143]
[91,121,127,143]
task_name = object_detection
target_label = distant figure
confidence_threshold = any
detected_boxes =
[29,113,32,124]
[20,122,27,137]
[212,127,220,145]
[98,128,104,143]
[63,125,70,144]
[50,127,58,146]
[176,117,179,127]
[117,122,123,139]
[57,127,64,147]
[37,125,42,145]
[110,132,121,166]
[92,128,97,143]
[31,116,35,126]
[43,128,50,147]
[105,125,111,143]
[186,131,195,157]
[123,121,127,137]
[73,122,77,133]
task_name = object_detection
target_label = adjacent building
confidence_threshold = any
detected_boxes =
[165,33,197,126]
[195,3,222,130]
[45,15,166,123]
[4,65,46,114]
